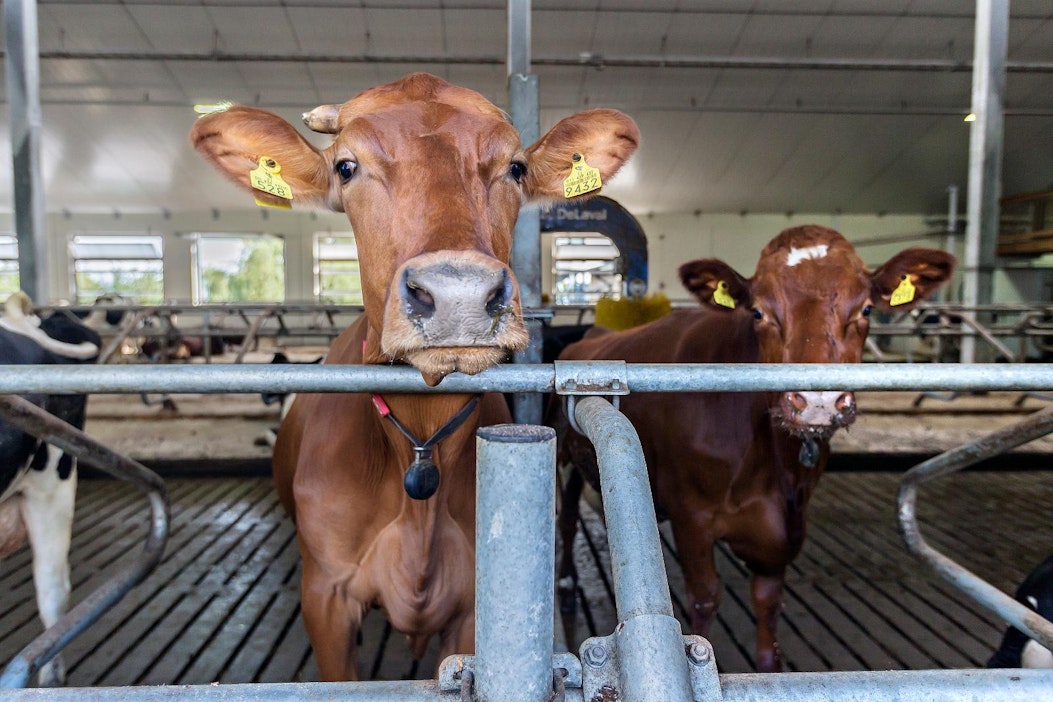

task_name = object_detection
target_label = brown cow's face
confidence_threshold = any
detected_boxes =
[680,225,955,438]
[191,73,639,384]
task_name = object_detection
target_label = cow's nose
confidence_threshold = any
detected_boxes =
[399,262,515,344]
[780,390,857,431]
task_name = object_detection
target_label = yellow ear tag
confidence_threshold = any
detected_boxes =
[562,153,603,199]
[250,156,293,209]
[889,275,916,306]
[713,280,736,309]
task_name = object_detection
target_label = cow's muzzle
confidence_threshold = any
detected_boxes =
[775,390,857,439]
[382,251,528,382]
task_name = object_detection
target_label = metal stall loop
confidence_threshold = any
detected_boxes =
[570,396,703,702]
[898,404,1053,656]
[0,395,170,689]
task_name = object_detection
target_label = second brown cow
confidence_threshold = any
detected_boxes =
[557,224,954,672]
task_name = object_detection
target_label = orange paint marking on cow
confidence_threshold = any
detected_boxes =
[555,225,954,673]
[190,72,638,680]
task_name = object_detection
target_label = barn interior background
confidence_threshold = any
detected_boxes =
[2,0,1053,698]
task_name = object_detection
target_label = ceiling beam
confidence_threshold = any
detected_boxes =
[15,50,1053,74]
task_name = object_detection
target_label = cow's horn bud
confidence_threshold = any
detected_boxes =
[302,104,341,134]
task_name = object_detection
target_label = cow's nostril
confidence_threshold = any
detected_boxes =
[484,271,511,317]
[402,272,436,318]
[788,393,808,411]
[835,392,855,413]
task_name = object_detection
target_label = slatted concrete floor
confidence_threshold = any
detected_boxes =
[1,471,1050,686]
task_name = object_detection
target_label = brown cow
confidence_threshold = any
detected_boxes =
[190,73,638,680]
[556,225,953,672]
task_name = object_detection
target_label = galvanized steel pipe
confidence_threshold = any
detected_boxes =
[898,405,1053,656]
[573,396,694,702]
[475,424,556,702]
[719,667,1053,701]
[1,362,1053,395]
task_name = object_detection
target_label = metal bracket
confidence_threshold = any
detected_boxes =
[579,633,722,702]
[437,652,582,694]
[554,360,629,434]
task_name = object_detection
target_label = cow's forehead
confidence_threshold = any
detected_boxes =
[753,225,870,299]
[336,73,512,135]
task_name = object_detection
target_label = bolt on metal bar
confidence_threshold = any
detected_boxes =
[897,405,1053,657]
[1,362,1053,395]
[572,396,694,702]
[0,395,169,688]
[475,424,557,702]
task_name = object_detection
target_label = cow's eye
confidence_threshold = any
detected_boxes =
[751,308,763,321]
[335,159,358,183]
[862,305,872,317]
[508,161,527,183]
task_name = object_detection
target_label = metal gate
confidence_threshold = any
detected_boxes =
[2,361,1053,700]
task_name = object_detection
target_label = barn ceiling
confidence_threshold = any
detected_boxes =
[0,1,1051,217]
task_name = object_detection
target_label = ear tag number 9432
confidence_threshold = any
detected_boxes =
[889,275,916,306]
[250,156,293,209]
[563,153,603,199]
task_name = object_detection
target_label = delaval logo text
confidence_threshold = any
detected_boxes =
[542,204,609,222]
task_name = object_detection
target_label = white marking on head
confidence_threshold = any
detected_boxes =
[1028,595,1039,609]
[786,244,829,267]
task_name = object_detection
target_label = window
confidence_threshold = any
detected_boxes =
[314,233,362,305]
[0,235,19,297]
[552,234,622,305]
[69,234,164,304]
[191,233,285,304]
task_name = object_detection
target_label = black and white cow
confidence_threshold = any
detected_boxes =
[0,292,100,687]
[988,553,1053,669]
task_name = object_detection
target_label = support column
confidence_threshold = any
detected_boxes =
[960,0,1008,363]
[4,0,49,303]
[508,0,543,425]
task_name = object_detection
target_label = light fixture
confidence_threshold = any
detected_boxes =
[964,113,977,122]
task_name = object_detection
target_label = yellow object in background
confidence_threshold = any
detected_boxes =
[594,293,672,331]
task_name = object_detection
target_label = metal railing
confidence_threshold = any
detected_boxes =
[1,361,1052,700]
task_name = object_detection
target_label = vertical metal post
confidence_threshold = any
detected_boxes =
[4,0,49,303]
[475,424,555,702]
[573,397,695,702]
[508,0,544,425]
[943,185,959,304]
[960,0,1008,363]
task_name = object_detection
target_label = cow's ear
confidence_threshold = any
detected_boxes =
[190,105,335,210]
[678,259,751,310]
[870,248,956,312]
[521,109,639,202]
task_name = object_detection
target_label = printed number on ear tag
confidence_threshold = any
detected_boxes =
[889,275,916,306]
[563,153,603,199]
[250,156,293,209]
[713,280,736,309]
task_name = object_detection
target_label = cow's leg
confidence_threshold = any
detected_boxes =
[670,515,720,636]
[300,557,366,681]
[748,569,786,673]
[21,446,76,687]
[437,611,475,673]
